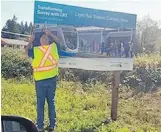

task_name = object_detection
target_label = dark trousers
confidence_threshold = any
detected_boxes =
[35,77,57,129]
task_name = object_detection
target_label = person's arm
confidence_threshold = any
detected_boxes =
[44,29,60,44]
[25,34,35,55]
[50,33,60,44]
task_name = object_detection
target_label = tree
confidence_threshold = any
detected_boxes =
[2,15,33,39]
[2,15,20,39]
[137,16,161,53]
[24,21,29,35]
[28,22,33,34]
[20,21,25,34]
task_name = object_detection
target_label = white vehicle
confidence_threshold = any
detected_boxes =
[34,24,79,53]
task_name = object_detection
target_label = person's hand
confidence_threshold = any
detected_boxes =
[26,33,35,55]
[44,29,52,36]
[29,33,35,43]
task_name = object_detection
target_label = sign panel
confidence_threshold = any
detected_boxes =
[33,1,137,71]
[34,1,137,29]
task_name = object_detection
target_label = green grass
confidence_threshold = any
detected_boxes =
[1,79,161,132]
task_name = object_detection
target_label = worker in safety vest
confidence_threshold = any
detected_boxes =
[26,29,59,132]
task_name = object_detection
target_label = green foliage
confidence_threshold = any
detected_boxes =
[136,16,161,53]
[1,79,161,132]
[2,15,33,38]
[2,15,20,39]
[1,47,32,79]
[59,68,112,85]
[122,53,161,92]
[2,47,161,93]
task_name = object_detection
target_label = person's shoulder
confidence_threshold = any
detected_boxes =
[28,48,33,53]
[28,48,34,58]
[51,42,57,45]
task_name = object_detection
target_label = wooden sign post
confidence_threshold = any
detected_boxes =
[111,71,120,121]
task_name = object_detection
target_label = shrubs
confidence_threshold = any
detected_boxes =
[122,54,161,92]
[59,68,112,84]
[1,47,112,84]
[1,47,161,91]
[1,48,32,79]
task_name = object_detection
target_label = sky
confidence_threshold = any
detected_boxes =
[1,0,161,29]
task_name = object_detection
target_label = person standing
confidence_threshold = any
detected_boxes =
[26,29,60,132]
[120,42,125,57]
[129,41,133,58]
[124,41,130,58]
[101,41,104,55]
[92,39,95,53]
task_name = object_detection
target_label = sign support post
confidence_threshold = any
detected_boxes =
[111,71,120,121]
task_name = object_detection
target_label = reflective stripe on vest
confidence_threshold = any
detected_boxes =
[39,46,57,66]
[34,45,57,72]
[34,65,57,72]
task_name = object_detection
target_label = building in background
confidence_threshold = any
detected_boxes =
[1,38,28,49]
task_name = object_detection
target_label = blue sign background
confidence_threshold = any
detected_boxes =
[34,1,137,29]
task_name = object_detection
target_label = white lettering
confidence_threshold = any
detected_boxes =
[37,5,62,12]
[60,13,68,17]
[50,12,59,17]
[37,10,50,16]
[93,15,105,20]
[106,16,119,22]
[121,18,128,23]
[85,13,92,19]
[75,13,85,18]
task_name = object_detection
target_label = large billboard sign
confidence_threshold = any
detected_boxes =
[34,1,137,71]
[34,1,136,29]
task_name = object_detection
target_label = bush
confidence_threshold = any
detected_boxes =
[1,47,161,91]
[1,47,32,79]
[122,53,161,92]
[1,47,113,84]
[59,68,112,84]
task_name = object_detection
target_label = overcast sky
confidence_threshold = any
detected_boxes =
[1,0,161,28]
